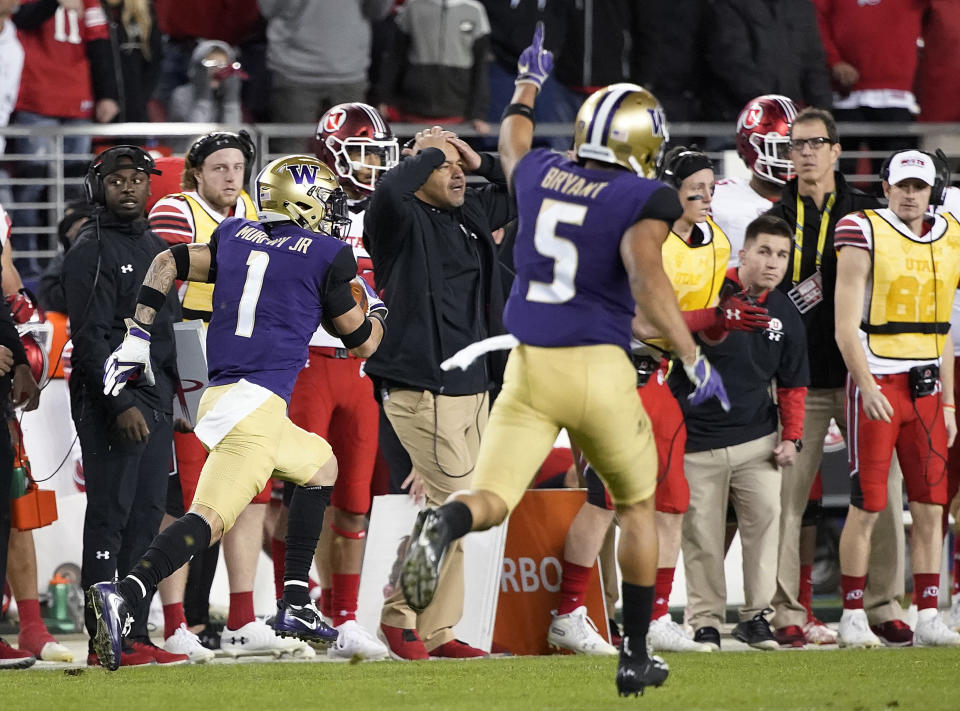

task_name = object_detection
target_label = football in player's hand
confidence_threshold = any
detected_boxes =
[351,278,369,312]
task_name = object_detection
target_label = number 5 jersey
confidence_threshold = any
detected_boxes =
[504,149,681,351]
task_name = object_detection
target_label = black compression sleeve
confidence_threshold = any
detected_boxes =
[321,246,359,318]
[170,243,191,281]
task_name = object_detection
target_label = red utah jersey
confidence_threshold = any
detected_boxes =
[15,0,109,118]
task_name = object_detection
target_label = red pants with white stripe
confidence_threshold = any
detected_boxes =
[288,348,379,515]
[846,372,948,512]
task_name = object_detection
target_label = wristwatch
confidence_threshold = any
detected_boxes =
[791,439,804,452]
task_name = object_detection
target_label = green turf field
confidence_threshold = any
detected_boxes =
[6,649,960,711]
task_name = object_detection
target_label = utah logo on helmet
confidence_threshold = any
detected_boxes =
[315,102,399,196]
[255,155,350,236]
[573,83,669,179]
[736,95,798,186]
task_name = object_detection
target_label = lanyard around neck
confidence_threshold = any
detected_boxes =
[792,191,836,284]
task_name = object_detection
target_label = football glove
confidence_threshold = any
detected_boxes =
[516,21,554,91]
[718,290,770,332]
[5,289,38,325]
[354,276,388,324]
[103,318,153,396]
[683,347,730,412]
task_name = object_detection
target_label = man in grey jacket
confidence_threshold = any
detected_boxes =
[259,0,393,152]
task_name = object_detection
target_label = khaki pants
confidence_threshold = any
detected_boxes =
[380,389,488,650]
[683,433,781,630]
[772,388,905,629]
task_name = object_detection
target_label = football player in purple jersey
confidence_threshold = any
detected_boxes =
[399,24,728,697]
[84,156,386,671]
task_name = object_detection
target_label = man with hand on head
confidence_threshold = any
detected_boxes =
[363,98,514,659]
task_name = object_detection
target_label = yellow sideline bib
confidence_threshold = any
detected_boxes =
[180,191,257,319]
[646,217,730,352]
[863,210,960,360]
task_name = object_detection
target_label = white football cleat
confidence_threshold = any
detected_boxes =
[164,624,215,663]
[648,613,713,652]
[38,641,74,662]
[220,618,315,659]
[913,609,960,647]
[328,620,388,660]
[547,606,618,656]
[837,609,882,649]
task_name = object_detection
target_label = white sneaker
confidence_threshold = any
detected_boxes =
[328,620,388,660]
[648,614,713,652]
[837,609,882,649]
[220,618,315,659]
[913,608,960,647]
[547,606,618,656]
[802,618,837,645]
[946,594,960,632]
[39,641,74,662]
[164,624,215,663]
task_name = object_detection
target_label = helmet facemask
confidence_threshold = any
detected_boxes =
[326,135,399,195]
[750,132,795,185]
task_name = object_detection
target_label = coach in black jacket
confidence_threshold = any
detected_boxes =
[62,147,180,662]
[364,127,513,659]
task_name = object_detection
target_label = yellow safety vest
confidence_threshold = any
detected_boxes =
[179,191,257,320]
[646,216,730,352]
[862,210,960,360]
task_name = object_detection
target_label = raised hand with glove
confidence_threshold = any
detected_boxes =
[103,318,154,397]
[515,21,554,92]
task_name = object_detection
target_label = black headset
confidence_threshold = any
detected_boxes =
[83,145,158,207]
[878,149,949,207]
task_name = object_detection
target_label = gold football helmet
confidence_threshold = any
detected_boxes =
[573,83,669,178]
[255,155,350,235]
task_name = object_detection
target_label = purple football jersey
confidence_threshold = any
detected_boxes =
[205,217,355,401]
[504,149,666,351]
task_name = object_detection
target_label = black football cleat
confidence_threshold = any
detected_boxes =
[616,636,669,697]
[86,582,133,672]
[273,599,338,646]
[400,508,450,612]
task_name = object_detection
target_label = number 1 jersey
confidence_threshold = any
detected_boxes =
[504,149,681,351]
[205,217,358,401]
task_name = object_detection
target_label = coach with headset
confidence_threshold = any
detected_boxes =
[63,146,182,665]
